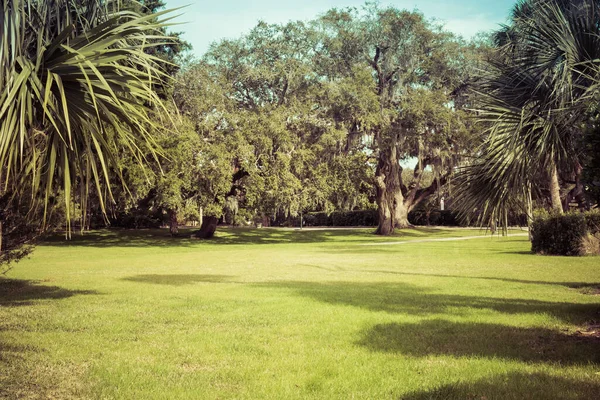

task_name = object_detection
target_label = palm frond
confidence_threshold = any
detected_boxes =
[0,0,176,230]
[456,0,600,231]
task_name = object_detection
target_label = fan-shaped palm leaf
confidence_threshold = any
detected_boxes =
[454,0,600,230]
[0,0,177,228]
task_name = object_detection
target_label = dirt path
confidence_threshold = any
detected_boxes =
[361,233,529,246]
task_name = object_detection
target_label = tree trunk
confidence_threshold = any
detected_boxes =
[169,210,179,237]
[375,147,400,235]
[193,216,218,239]
[394,195,411,229]
[527,181,533,241]
[549,163,563,213]
[375,175,394,235]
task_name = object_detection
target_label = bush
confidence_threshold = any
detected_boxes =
[332,210,378,226]
[408,209,463,226]
[531,211,593,256]
[302,212,330,227]
[109,209,163,229]
[585,209,600,234]
[581,233,600,256]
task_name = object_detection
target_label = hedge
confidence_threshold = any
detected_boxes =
[301,210,378,227]
[531,210,600,256]
[278,208,529,228]
[296,209,465,227]
[585,210,600,234]
[408,209,462,226]
[109,210,163,229]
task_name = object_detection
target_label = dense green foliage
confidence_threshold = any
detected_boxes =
[531,212,589,256]
[0,0,174,221]
[585,210,600,234]
[531,210,600,255]
[300,210,379,227]
[0,2,485,241]
[141,5,486,236]
[0,0,178,265]
[284,209,526,228]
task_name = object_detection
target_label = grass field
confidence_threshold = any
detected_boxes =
[1,227,599,399]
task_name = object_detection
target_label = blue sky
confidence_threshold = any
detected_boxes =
[165,0,517,56]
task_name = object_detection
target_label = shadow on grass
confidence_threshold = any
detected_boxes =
[400,372,600,399]
[0,342,37,362]
[0,278,98,307]
[318,237,530,255]
[0,341,41,399]
[39,227,468,248]
[359,319,600,366]
[41,229,198,248]
[122,274,233,286]
[257,281,600,325]
[359,269,600,291]
[499,250,535,255]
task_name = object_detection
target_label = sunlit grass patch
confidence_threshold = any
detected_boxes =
[1,227,599,399]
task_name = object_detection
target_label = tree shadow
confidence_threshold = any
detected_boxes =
[499,250,536,255]
[39,227,473,248]
[358,319,600,366]
[121,274,233,286]
[211,228,383,245]
[256,281,600,325]
[400,372,600,399]
[0,340,40,399]
[321,237,530,255]
[0,342,36,361]
[0,278,98,307]
[41,229,199,248]
[356,269,600,291]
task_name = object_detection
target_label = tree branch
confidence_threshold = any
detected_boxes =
[411,174,449,211]
[277,78,289,107]
[367,46,382,73]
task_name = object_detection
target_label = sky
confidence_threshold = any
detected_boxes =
[164,0,517,57]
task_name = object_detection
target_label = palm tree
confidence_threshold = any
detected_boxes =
[454,0,600,230]
[0,0,174,228]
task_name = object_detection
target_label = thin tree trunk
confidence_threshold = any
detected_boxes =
[527,180,533,241]
[549,163,563,213]
[169,210,179,237]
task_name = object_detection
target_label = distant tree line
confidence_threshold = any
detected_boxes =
[3,0,600,269]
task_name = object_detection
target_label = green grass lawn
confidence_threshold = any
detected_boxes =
[1,227,599,399]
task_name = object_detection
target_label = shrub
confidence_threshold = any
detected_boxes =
[531,211,590,256]
[109,209,162,229]
[407,209,463,226]
[581,233,600,256]
[331,210,379,226]
[585,209,600,234]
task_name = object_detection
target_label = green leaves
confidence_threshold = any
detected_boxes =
[0,0,175,229]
